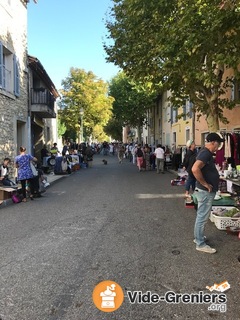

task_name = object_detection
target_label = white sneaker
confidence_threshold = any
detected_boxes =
[44,182,50,187]
[196,245,216,254]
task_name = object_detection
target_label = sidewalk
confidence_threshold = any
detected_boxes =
[0,173,67,208]
[46,172,68,185]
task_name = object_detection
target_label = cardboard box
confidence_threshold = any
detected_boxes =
[0,187,17,201]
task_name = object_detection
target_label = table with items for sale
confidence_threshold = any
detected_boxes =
[192,177,240,237]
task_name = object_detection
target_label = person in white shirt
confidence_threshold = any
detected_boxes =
[0,158,16,186]
[132,144,138,165]
[109,143,114,156]
[154,144,165,174]
[128,144,133,162]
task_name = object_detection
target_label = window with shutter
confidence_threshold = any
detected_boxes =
[2,47,12,91]
[183,103,186,121]
[231,80,240,101]
[186,100,193,118]
[172,106,178,123]
[0,42,20,95]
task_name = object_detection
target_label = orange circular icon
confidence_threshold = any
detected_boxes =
[92,280,124,312]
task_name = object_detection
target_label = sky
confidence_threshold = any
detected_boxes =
[27,0,120,91]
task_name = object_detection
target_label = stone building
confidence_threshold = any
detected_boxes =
[0,0,59,176]
[0,0,29,162]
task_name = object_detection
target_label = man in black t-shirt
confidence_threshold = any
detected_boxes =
[192,132,224,254]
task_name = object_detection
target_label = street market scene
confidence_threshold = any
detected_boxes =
[1,1,240,319]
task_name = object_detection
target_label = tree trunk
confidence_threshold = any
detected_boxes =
[205,102,220,132]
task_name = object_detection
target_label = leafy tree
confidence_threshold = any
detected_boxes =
[104,0,240,131]
[57,118,66,138]
[58,68,113,142]
[220,0,240,10]
[108,72,156,138]
[104,118,123,141]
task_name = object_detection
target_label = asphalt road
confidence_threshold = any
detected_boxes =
[0,155,239,320]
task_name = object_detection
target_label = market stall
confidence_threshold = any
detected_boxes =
[192,176,240,236]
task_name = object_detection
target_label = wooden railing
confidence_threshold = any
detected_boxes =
[31,88,55,111]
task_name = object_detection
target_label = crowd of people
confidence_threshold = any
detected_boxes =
[1,132,233,256]
[0,141,98,203]
[39,140,175,178]
[100,142,172,173]
[95,135,233,257]
[40,142,95,174]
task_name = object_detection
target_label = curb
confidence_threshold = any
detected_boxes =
[0,174,68,209]
[46,173,69,186]
[0,198,13,208]
[168,169,179,176]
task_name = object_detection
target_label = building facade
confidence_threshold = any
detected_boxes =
[194,68,240,146]
[28,55,59,160]
[0,0,59,178]
[0,0,29,161]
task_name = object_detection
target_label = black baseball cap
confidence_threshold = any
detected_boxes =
[206,132,225,143]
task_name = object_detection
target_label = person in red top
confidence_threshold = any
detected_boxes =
[136,144,144,171]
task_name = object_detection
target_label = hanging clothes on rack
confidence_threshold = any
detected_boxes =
[215,145,225,168]
[233,133,238,163]
[224,133,231,158]
[235,133,240,165]
[220,131,240,167]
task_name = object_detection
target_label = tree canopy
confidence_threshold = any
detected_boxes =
[58,68,113,142]
[104,0,240,131]
[104,117,123,141]
[106,72,156,139]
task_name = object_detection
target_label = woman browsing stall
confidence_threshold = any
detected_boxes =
[15,146,37,202]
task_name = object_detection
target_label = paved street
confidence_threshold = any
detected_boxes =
[0,155,239,320]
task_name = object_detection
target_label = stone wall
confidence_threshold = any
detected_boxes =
[0,0,28,175]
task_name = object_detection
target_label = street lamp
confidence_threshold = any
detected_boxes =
[79,107,84,143]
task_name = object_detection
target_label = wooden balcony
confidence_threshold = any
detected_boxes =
[30,88,56,118]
